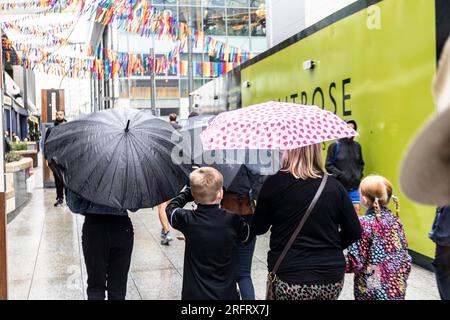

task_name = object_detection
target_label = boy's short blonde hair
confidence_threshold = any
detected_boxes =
[190,167,223,204]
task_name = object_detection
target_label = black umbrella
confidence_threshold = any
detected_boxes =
[45,108,189,210]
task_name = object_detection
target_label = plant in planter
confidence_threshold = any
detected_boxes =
[5,152,23,163]
[11,142,28,151]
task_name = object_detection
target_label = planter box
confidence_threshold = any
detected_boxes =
[26,142,38,151]
[14,150,38,168]
[5,158,33,214]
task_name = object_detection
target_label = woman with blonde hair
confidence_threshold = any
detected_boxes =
[346,175,412,300]
[252,144,361,300]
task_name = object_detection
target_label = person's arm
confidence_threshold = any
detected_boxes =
[325,143,344,178]
[165,187,195,232]
[66,190,90,214]
[338,186,362,248]
[250,183,272,237]
[357,143,365,179]
[346,219,371,274]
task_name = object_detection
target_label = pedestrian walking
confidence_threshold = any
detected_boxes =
[326,120,365,214]
[166,167,250,300]
[429,206,450,299]
[67,190,134,300]
[158,112,185,245]
[252,144,361,300]
[346,175,412,300]
[222,189,256,300]
[44,110,67,207]
[169,112,182,130]
[4,131,12,155]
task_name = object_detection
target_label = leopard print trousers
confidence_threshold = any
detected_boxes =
[274,277,344,300]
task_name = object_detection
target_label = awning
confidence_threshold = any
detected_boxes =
[5,73,20,97]
[12,99,29,117]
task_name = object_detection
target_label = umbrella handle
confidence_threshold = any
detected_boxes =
[125,120,130,133]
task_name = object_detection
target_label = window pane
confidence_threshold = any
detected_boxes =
[203,7,226,36]
[249,0,264,8]
[202,0,225,7]
[228,0,248,7]
[153,5,178,19]
[227,8,250,36]
[179,0,202,5]
[179,5,202,31]
[156,79,180,99]
[180,79,189,97]
[250,7,266,36]
[152,0,177,4]
[119,80,129,99]
[129,80,151,100]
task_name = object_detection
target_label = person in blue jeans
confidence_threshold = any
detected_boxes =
[222,190,256,300]
[326,120,365,214]
[430,206,450,300]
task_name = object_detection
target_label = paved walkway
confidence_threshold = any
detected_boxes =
[6,163,441,300]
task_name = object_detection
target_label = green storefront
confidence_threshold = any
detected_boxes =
[195,0,450,266]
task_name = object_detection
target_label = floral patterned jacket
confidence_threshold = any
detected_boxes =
[346,207,412,300]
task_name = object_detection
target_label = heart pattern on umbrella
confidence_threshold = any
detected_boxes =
[200,102,358,150]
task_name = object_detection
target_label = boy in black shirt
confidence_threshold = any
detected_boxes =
[166,167,250,300]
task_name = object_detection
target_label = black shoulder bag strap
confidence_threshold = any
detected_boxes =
[270,173,329,275]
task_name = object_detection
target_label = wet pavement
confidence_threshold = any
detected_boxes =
[6,160,441,300]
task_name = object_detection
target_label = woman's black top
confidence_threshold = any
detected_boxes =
[252,171,362,285]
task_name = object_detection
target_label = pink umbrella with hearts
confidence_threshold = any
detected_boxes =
[200,101,358,150]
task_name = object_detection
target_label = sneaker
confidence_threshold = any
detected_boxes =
[54,200,63,207]
[161,232,172,246]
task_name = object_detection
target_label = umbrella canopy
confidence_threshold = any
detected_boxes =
[181,114,278,197]
[180,115,215,162]
[209,161,269,198]
[200,102,357,150]
[45,108,189,210]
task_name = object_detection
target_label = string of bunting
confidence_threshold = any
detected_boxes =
[0,0,53,11]
[2,0,255,80]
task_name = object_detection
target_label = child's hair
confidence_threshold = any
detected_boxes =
[360,175,400,220]
[190,167,223,204]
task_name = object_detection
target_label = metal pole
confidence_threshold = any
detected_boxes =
[187,6,194,113]
[0,31,8,300]
[22,62,28,139]
[150,34,156,114]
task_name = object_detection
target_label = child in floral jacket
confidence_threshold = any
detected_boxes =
[346,175,412,300]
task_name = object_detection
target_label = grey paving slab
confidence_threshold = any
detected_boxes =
[28,276,84,300]
[131,269,182,300]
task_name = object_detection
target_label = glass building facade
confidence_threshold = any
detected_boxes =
[113,0,266,116]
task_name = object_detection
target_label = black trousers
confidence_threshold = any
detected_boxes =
[54,174,66,201]
[82,215,134,300]
[433,245,450,300]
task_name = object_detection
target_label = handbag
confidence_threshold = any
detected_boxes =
[266,173,329,300]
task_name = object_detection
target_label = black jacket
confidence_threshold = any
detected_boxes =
[44,119,67,160]
[325,139,364,190]
[166,187,250,300]
[44,119,67,142]
[252,172,362,285]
